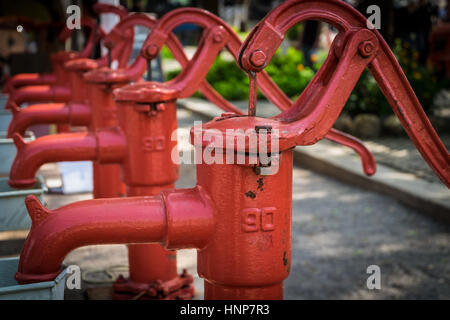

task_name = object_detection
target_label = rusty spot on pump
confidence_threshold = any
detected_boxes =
[245,191,256,199]
[257,177,264,191]
[283,251,288,266]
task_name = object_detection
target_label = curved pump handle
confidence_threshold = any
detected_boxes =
[139,7,292,110]
[135,8,246,112]
[90,3,128,59]
[58,17,96,42]
[93,13,188,83]
[92,14,153,70]
[58,3,128,42]
[58,4,128,59]
[138,7,376,175]
[89,13,196,83]
[238,0,450,187]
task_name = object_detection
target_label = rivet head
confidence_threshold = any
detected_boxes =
[249,50,267,68]
[145,44,159,57]
[213,31,224,43]
[358,40,375,57]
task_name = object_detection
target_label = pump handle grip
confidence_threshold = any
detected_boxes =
[238,0,449,187]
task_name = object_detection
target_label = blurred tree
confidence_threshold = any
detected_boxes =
[193,0,218,15]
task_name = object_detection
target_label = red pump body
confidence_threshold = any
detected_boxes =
[112,98,193,299]
[195,147,293,299]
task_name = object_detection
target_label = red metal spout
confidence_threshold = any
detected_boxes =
[4,23,133,110]
[16,187,214,284]
[7,102,91,138]
[8,129,126,189]
[2,73,57,94]
[5,85,72,110]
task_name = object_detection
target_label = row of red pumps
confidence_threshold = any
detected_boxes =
[2,0,449,300]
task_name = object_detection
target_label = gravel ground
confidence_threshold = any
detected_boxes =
[288,165,450,299]
[363,136,450,184]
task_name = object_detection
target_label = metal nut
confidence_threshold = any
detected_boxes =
[145,44,159,57]
[213,31,224,43]
[249,50,267,68]
[358,40,375,57]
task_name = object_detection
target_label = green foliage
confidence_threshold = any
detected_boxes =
[286,24,304,41]
[165,39,447,115]
[265,47,315,98]
[160,45,174,60]
[167,47,315,101]
[347,38,449,116]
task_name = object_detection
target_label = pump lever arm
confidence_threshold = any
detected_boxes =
[238,0,449,187]
[140,7,376,175]
[58,4,128,59]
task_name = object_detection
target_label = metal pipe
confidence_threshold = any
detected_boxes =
[5,85,72,110]
[7,103,91,138]
[16,195,167,284]
[8,129,126,189]
[15,187,214,284]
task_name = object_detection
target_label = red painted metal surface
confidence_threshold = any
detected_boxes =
[8,13,199,299]
[195,145,293,300]
[2,3,127,94]
[4,14,146,136]
[85,18,209,294]
[2,73,57,95]
[238,0,449,187]
[7,102,91,137]
[14,0,450,302]
[141,7,376,175]
[84,79,126,200]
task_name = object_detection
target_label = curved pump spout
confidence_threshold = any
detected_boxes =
[7,102,91,137]
[5,85,71,110]
[16,187,214,284]
[3,73,57,95]
[8,129,126,189]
